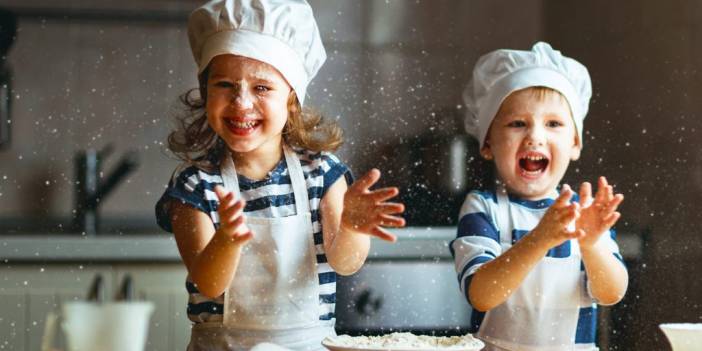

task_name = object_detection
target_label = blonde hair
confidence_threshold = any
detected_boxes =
[167,69,343,171]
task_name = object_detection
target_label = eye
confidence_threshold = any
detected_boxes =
[213,80,234,88]
[255,85,271,92]
[507,120,526,128]
[546,120,564,128]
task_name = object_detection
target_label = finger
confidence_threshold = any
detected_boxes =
[378,214,406,227]
[351,168,381,192]
[377,202,405,215]
[369,187,400,203]
[603,212,621,227]
[221,199,246,221]
[579,182,593,207]
[232,229,254,244]
[214,185,230,202]
[370,227,397,242]
[555,184,573,207]
[605,194,624,213]
[222,211,245,229]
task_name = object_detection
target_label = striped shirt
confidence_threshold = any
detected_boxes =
[155,147,351,324]
[450,189,626,346]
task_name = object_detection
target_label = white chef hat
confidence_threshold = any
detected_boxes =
[463,42,592,147]
[188,0,326,106]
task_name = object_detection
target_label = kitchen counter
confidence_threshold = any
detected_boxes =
[0,227,643,262]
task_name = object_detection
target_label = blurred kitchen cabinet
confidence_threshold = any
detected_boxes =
[114,264,190,351]
[0,263,189,351]
[0,264,113,351]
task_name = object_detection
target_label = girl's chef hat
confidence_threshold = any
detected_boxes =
[463,42,592,147]
[188,0,326,105]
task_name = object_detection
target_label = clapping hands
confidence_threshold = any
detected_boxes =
[340,169,406,242]
[575,177,624,249]
[214,185,253,244]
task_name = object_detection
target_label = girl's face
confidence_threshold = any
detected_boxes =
[482,88,581,200]
[206,54,292,156]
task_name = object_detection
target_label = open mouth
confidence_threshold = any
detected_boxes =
[224,118,261,135]
[518,153,549,176]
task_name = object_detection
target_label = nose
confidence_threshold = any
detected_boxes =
[525,126,545,147]
[231,88,254,110]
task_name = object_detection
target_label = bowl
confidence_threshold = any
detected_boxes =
[659,323,702,351]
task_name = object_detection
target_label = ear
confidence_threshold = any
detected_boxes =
[480,140,494,161]
[570,135,582,161]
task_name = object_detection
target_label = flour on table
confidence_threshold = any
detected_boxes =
[323,332,484,350]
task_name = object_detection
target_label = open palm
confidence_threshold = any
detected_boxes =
[576,177,624,249]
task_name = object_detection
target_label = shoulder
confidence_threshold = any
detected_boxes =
[171,164,223,193]
[459,189,497,217]
[295,148,345,171]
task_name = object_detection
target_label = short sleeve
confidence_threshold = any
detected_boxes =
[315,152,353,197]
[450,191,502,305]
[155,166,220,233]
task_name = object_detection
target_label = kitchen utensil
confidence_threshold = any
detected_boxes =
[61,301,154,351]
[659,323,702,351]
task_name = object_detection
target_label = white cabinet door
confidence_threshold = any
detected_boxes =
[0,264,112,351]
[115,264,189,351]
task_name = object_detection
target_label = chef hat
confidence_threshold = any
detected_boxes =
[188,0,326,105]
[463,42,592,147]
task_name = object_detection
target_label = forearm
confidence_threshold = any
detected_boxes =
[188,230,244,298]
[469,233,549,311]
[581,241,628,305]
[326,227,370,276]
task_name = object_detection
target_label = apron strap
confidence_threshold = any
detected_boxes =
[495,184,512,246]
[220,145,310,215]
[283,145,310,215]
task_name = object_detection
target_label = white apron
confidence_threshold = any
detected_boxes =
[188,146,334,351]
[476,186,595,351]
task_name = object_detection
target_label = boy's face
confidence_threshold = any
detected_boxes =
[206,54,292,156]
[482,88,581,200]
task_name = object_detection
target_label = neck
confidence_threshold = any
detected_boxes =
[230,140,284,181]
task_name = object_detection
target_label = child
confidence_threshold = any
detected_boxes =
[451,42,628,351]
[155,1,405,350]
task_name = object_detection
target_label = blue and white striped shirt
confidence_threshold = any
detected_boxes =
[156,147,352,325]
[450,189,626,346]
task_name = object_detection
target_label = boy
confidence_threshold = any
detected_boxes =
[451,42,628,350]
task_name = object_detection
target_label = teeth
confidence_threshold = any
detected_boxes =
[524,155,545,161]
[228,120,257,128]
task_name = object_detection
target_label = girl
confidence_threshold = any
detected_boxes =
[155,1,405,350]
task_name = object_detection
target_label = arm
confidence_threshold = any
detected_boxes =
[468,185,583,312]
[170,186,252,298]
[321,169,405,275]
[577,177,628,304]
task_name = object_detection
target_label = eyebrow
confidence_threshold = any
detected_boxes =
[209,73,276,84]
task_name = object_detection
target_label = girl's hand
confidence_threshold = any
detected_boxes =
[576,177,624,249]
[340,169,405,242]
[531,184,584,249]
[214,185,253,244]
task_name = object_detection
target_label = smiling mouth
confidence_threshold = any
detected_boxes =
[225,119,261,135]
[518,154,549,175]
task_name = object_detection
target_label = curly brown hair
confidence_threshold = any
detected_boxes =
[167,69,344,171]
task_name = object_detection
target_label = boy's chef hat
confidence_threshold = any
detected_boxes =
[188,0,326,105]
[463,42,592,147]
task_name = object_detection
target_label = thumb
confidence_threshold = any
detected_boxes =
[352,169,381,192]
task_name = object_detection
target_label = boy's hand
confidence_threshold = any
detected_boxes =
[531,184,584,249]
[214,185,253,244]
[576,177,624,249]
[340,169,405,242]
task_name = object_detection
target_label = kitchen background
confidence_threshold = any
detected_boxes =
[0,0,701,350]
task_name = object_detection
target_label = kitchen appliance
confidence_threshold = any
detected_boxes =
[659,324,702,351]
[377,108,493,226]
[0,8,16,149]
[335,228,475,336]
